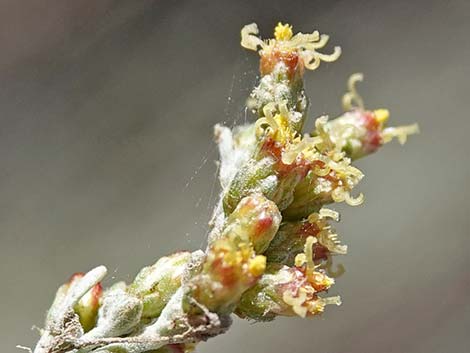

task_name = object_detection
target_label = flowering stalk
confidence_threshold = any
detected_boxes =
[27,22,417,353]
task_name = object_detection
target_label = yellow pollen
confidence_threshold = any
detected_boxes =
[274,22,293,41]
[374,109,390,124]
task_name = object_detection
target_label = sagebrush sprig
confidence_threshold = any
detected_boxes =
[28,22,418,353]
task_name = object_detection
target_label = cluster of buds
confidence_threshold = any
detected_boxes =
[29,22,417,353]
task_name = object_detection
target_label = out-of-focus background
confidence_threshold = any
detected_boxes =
[1,1,469,352]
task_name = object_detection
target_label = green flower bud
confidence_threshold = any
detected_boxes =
[190,194,280,313]
[46,272,102,332]
[222,193,282,253]
[223,157,277,214]
[127,252,191,320]
[83,286,143,339]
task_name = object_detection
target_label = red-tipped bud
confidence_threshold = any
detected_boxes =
[68,273,102,332]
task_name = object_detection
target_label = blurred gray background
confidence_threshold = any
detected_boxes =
[1,1,469,352]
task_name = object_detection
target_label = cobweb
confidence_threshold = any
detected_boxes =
[182,54,258,250]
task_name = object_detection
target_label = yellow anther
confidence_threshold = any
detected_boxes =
[374,109,390,124]
[248,255,266,276]
[274,22,293,41]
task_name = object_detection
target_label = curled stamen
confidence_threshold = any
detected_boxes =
[310,34,330,49]
[328,160,364,180]
[324,255,346,278]
[382,123,420,145]
[255,116,279,137]
[287,31,321,49]
[344,191,364,206]
[314,164,331,176]
[318,208,340,222]
[342,73,365,111]
[317,230,348,255]
[303,47,342,71]
[331,187,346,203]
[241,23,264,51]
[262,102,277,119]
[281,134,323,165]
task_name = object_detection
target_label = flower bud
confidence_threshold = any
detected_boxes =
[223,157,278,214]
[189,240,266,314]
[47,272,102,332]
[128,251,191,320]
[223,141,314,216]
[222,193,281,253]
[82,286,143,339]
[190,195,280,313]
